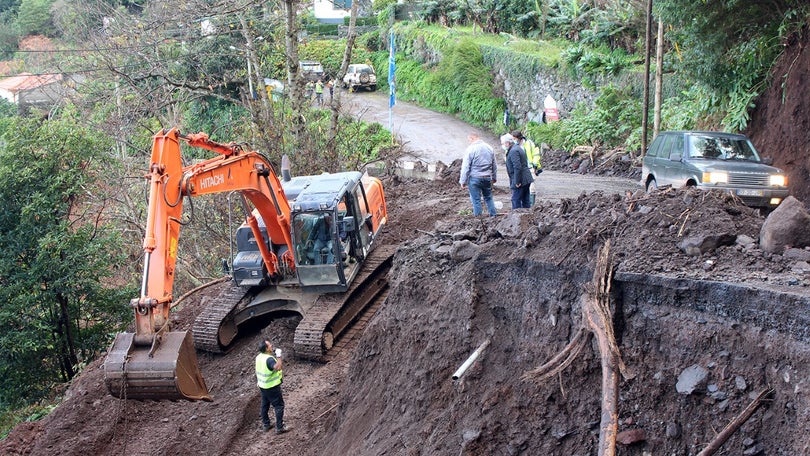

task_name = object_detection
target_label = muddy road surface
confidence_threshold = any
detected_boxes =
[339,89,641,201]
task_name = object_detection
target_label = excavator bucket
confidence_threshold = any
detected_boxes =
[104,331,212,401]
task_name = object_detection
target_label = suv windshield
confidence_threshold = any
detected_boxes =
[688,135,761,162]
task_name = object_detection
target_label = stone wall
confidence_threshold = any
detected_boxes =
[487,59,601,126]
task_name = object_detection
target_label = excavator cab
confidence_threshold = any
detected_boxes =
[288,172,382,293]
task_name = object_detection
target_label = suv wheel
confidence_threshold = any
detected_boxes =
[369,84,376,91]
[646,178,658,192]
[360,73,370,84]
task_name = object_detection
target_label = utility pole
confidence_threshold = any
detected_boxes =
[641,0,653,157]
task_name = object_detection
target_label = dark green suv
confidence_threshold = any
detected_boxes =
[641,131,789,208]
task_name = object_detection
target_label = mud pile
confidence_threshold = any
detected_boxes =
[2,177,809,456]
[309,182,810,455]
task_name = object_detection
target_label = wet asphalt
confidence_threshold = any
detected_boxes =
[338,89,641,202]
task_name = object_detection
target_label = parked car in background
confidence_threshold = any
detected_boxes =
[300,61,324,82]
[642,131,789,209]
[342,63,377,92]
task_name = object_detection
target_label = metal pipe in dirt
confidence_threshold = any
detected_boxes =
[452,339,490,381]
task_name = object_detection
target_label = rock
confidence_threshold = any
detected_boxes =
[677,234,737,256]
[791,261,810,273]
[760,196,810,253]
[461,429,480,443]
[676,364,709,394]
[496,211,532,238]
[784,248,810,261]
[616,428,646,445]
[449,240,480,261]
[451,230,477,241]
[735,234,756,248]
[743,443,765,455]
[665,422,681,439]
[743,437,755,446]
[735,375,748,391]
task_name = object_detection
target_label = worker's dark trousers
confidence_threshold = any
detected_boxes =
[260,385,285,429]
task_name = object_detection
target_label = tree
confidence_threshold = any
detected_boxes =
[655,0,807,129]
[0,115,132,407]
[13,0,52,36]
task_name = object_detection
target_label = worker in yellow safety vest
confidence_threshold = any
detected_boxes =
[511,130,543,206]
[256,339,290,434]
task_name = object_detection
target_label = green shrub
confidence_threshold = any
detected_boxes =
[558,84,641,151]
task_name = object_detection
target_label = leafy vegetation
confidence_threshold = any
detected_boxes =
[0,114,133,410]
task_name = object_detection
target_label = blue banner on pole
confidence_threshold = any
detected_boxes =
[388,31,396,108]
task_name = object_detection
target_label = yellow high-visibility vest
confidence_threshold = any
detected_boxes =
[255,353,283,389]
[524,139,542,168]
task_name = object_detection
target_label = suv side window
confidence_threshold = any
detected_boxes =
[669,134,684,160]
[658,134,674,159]
[646,136,664,157]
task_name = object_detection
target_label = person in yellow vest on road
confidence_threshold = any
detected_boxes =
[315,79,324,106]
[256,339,290,434]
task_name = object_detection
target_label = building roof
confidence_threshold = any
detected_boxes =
[0,72,62,93]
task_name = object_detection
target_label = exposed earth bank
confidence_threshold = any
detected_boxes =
[2,172,810,455]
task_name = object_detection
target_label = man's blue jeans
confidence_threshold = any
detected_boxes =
[468,177,497,216]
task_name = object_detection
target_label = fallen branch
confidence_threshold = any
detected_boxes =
[174,275,232,310]
[311,403,339,423]
[524,241,630,456]
[697,388,774,456]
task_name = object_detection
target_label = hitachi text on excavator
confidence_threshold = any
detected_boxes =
[103,128,390,401]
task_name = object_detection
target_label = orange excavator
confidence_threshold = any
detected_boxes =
[103,128,389,401]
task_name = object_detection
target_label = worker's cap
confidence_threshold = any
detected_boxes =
[500,134,516,144]
[258,340,268,352]
[510,130,524,140]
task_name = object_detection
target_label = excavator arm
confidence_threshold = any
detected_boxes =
[105,128,294,401]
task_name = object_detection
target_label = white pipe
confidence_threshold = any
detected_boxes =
[452,339,490,380]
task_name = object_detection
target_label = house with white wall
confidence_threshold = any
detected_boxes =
[0,72,64,107]
[313,0,351,24]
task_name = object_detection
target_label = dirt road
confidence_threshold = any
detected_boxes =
[339,89,640,201]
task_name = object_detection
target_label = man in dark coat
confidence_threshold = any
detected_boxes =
[501,133,533,209]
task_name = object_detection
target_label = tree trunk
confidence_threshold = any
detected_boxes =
[56,293,78,381]
[238,13,275,154]
[641,0,653,156]
[283,0,306,146]
[325,0,361,169]
[653,18,664,137]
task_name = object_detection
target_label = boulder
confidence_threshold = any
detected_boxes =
[760,196,810,253]
[495,211,532,238]
[677,233,736,256]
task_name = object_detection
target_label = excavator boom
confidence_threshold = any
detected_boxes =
[104,128,296,401]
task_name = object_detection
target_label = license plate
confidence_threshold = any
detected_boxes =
[737,188,763,197]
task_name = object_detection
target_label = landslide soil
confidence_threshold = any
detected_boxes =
[4,165,810,456]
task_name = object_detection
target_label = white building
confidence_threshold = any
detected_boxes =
[0,73,64,106]
[313,0,351,24]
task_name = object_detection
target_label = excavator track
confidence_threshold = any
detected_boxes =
[322,287,389,363]
[191,285,249,353]
[294,244,397,361]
